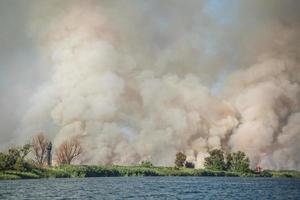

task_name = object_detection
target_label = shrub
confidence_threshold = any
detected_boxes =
[139,160,153,168]
[0,153,9,170]
[0,144,32,171]
[185,161,195,168]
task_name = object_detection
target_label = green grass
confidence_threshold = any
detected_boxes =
[0,172,20,180]
[270,170,300,178]
[47,165,241,177]
[0,170,39,180]
[1,165,299,180]
[24,165,270,178]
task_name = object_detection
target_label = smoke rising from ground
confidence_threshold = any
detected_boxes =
[1,0,300,169]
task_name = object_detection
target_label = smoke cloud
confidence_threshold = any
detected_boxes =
[1,0,300,170]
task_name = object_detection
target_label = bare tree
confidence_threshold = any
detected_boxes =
[32,133,49,165]
[55,136,82,165]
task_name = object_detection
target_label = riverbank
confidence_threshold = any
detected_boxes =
[1,165,299,180]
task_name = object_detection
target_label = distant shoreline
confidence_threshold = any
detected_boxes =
[1,165,299,180]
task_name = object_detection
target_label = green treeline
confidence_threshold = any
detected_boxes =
[0,165,263,180]
[204,149,251,173]
[1,164,300,180]
[0,143,300,180]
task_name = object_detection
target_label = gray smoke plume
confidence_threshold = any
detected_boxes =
[1,0,299,169]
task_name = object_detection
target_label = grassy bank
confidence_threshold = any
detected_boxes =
[269,170,300,178]
[1,165,299,180]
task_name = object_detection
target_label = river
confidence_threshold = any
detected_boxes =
[1,177,300,199]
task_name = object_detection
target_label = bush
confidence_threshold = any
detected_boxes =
[139,160,153,168]
[0,153,9,170]
[185,161,195,168]
[0,144,32,171]
[258,170,272,177]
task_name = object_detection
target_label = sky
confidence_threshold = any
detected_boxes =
[0,0,299,170]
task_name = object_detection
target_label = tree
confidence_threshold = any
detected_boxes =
[20,144,31,159]
[32,133,49,166]
[0,144,31,171]
[225,152,233,170]
[55,136,82,165]
[0,152,10,170]
[204,149,226,170]
[227,151,250,173]
[175,152,186,167]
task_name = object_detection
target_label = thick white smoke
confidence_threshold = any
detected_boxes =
[226,58,300,169]
[14,0,300,169]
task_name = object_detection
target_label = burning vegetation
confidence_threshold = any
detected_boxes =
[2,133,298,180]
[2,132,300,180]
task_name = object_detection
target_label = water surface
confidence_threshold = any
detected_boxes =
[1,177,300,199]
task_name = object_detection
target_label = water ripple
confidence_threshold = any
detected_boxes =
[0,177,300,200]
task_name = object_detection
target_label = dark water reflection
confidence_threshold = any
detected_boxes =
[0,177,300,199]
